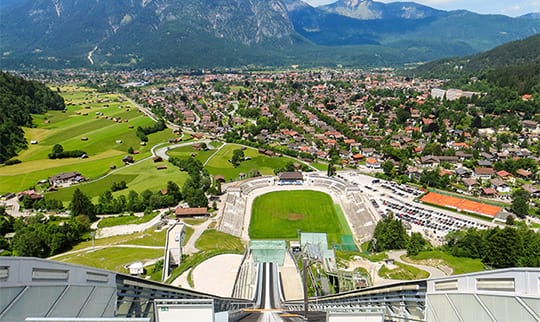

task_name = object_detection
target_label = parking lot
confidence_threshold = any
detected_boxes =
[338,171,496,244]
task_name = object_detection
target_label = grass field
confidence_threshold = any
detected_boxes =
[53,225,167,274]
[69,228,167,251]
[54,247,163,273]
[195,229,245,251]
[409,250,485,274]
[0,86,182,194]
[204,144,297,181]
[249,190,349,245]
[378,262,429,280]
[97,212,158,228]
[167,144,218,164]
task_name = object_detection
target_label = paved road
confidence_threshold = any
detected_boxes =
[387,250,449,278]
[153,139,212,161]
[93,211,165,238]
[182,218,215,255]
[3,197,23,217]
[124,95,182,131]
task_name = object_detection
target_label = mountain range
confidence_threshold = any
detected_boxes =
[1,0,539,69]
[415,33,540,75]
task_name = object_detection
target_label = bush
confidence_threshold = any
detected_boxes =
[111,181,128,192]
[4,159,22,165]
[48,144,87,159]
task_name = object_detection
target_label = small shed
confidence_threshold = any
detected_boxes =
[128,262,144,275]
[122,155,134,164]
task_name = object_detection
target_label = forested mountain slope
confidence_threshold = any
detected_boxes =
[0,72,65,163]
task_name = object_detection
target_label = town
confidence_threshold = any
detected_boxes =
[119,68,537,217]
[2,67,540,322]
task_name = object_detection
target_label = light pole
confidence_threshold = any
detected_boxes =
[303,256,309,320]
[90,231,95,250]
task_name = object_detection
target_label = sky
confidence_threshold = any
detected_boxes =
[303,0,540,17]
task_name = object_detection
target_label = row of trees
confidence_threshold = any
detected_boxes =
[168,156,210,207]
[95,183,182,215]
[48,144,86,159]
[373,213,540,268]
[136,119,166,142]
[69,180,184,218]
[446,226,540,268]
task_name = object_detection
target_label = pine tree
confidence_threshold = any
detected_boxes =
[70,188,96,221]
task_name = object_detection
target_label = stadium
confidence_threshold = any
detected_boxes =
[2,171,539,322]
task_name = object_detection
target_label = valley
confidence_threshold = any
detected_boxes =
[1,2,540,320]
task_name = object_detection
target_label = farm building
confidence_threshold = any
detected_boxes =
[122,155,135,164]
[174,207,208,218]
[49,172,85,186]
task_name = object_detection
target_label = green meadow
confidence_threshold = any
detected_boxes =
[204,143,295,181]
[167,144,219,164]
[46,158,189,203]
[249,190,349,245]
[54,247,164,273]
[53,227,168,273]
[0,86,180,194]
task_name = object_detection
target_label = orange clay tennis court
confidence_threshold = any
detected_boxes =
[420,192,502,218]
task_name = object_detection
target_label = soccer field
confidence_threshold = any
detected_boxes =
[248,190,350,245]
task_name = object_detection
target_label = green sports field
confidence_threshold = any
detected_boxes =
[249,190,351,245]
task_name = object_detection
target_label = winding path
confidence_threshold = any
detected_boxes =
[387,250,449,278]
[181,220,213,255]
[92,211,165,239]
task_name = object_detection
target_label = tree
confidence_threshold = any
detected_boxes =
[185,188,208,208]
[166,181,182,203]
[52,144,64,155]
[327,161,335,177]
[0,212,14,236]
[505,215,515,226]
[70,188,96,221]
[445,228,486,258]
[12,224,49,257]
[382,160,394,177]
[511,189,530,218]
[483,227,523,268]
[111,180,127,192]
[127,190,141,212]
[231,149,244,167]
[518,228,540,267]
[407,232,428,256]
[373,214,409,251]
